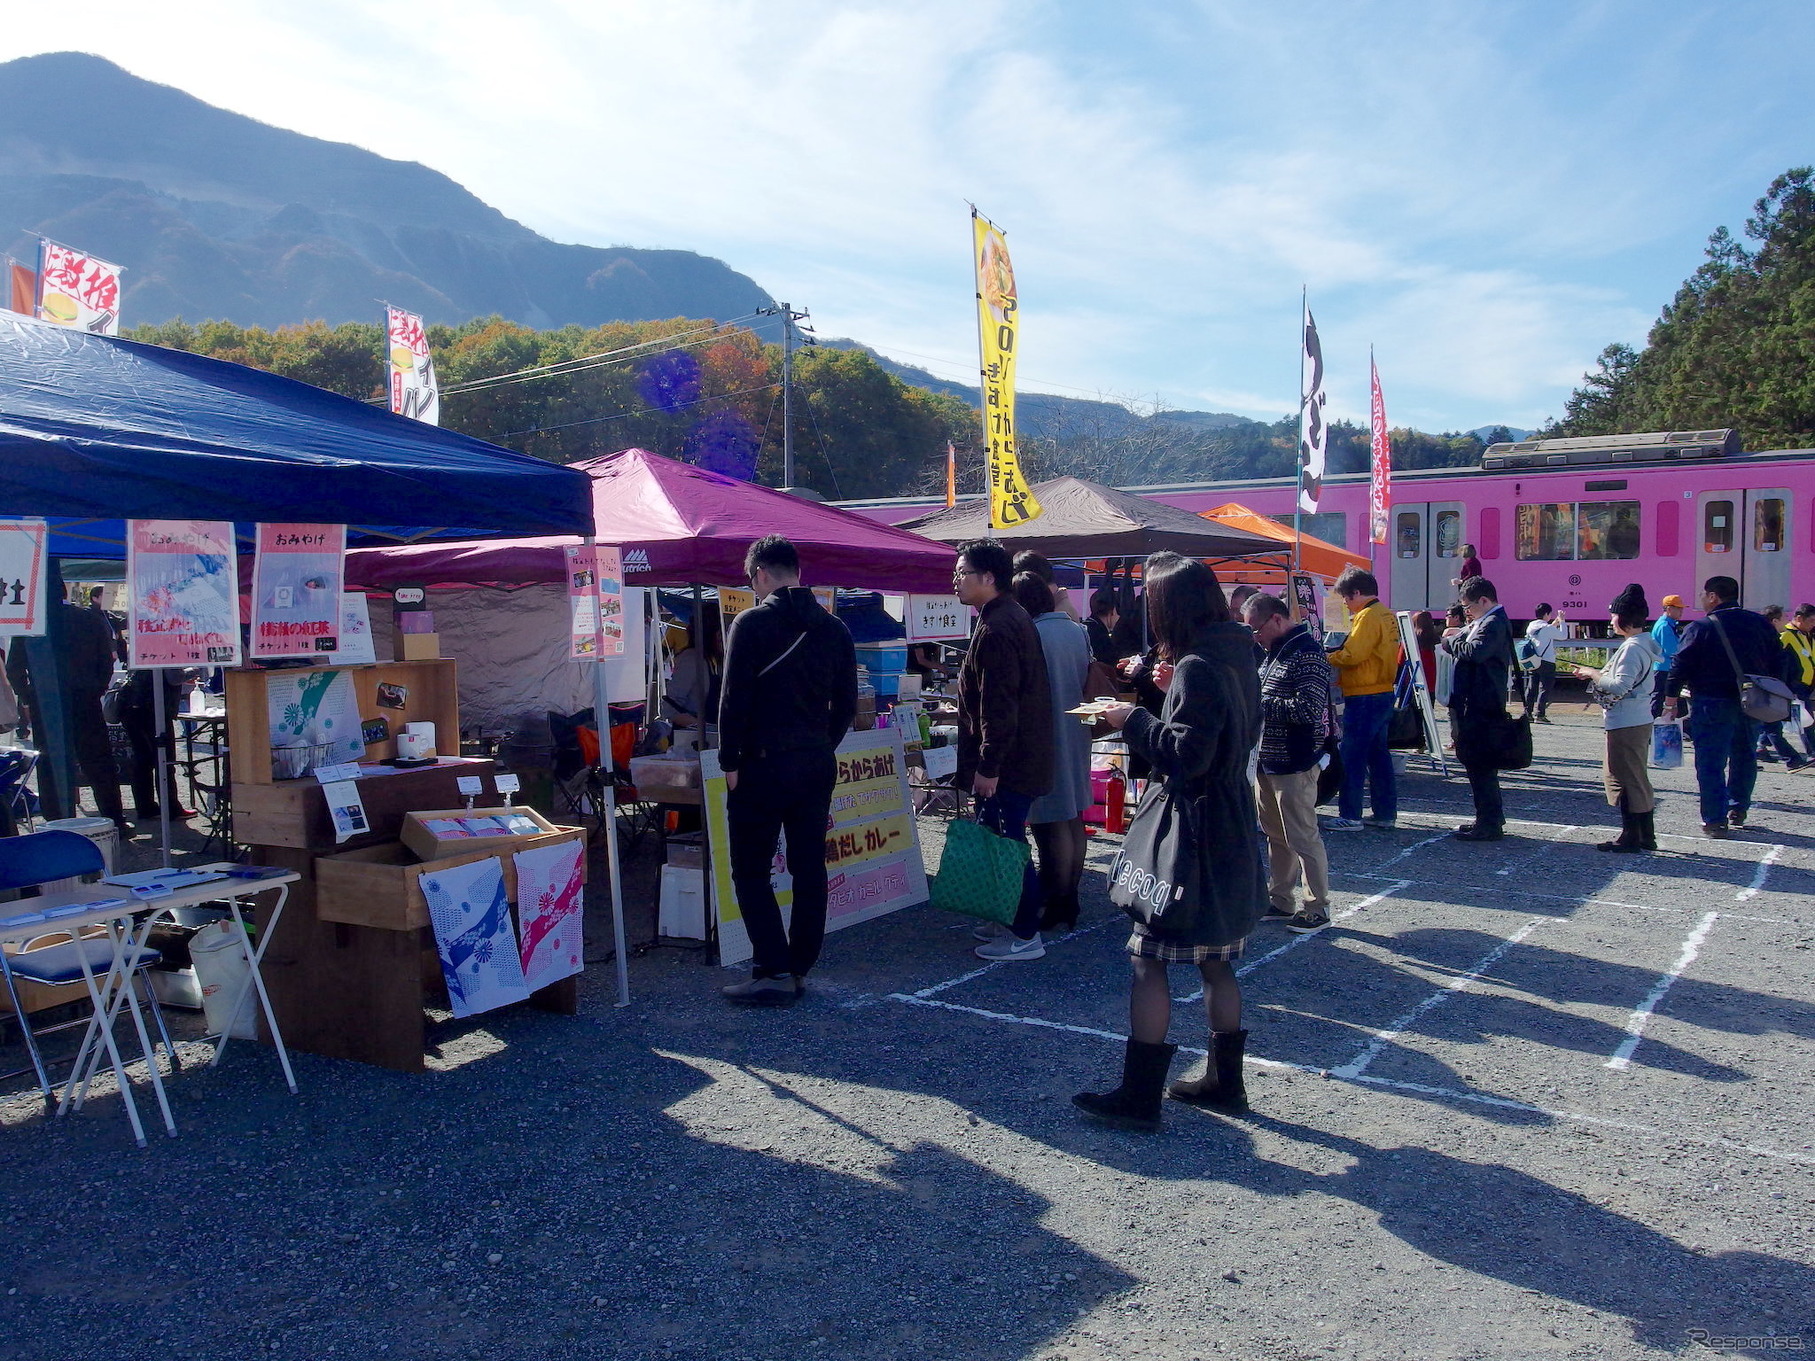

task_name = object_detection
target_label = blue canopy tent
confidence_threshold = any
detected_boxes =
[0,314,592,551]
[0,312,594,840]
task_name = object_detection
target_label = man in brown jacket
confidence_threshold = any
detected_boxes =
[952,539,1054,960]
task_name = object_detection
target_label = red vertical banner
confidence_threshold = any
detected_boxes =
[1369,353,1391,546]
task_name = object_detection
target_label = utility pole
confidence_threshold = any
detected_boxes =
[759,301,814,491]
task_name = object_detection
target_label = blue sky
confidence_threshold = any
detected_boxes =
[5,1,1812,432]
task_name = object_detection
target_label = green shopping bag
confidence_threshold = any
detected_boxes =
[929,817,1031,924]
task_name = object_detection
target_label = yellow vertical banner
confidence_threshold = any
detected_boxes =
[973,211,1041,529]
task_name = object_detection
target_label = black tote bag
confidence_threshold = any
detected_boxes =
[1107,780,1203,937]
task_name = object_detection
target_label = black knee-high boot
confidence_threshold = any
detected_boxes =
[1073,1039,1177,1132]
[1597,795,1641,853]
[1169,1030,1250,1112]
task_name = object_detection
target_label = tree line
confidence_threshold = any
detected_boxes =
[1546,168,1815,449]
[127,314,1507,501]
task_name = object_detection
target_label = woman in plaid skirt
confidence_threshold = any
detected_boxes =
[1077,553,1264,1131]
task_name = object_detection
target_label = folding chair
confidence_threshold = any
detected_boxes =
[0,748,40,836]
[0,830,177,1101]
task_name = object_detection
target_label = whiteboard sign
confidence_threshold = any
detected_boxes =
[906,594,969,641]
[0,518,48,636]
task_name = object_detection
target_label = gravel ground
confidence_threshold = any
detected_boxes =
[2,698,1812,1361]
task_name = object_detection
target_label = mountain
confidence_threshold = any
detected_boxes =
[822,338,1260,441]
[1470,424,1532,442]
[0,52,772,329]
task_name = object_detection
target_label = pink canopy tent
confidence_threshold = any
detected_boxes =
[345,447,957,591]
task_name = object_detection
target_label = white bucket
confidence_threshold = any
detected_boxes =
[37,816,119,895]
[189,919,257,1040]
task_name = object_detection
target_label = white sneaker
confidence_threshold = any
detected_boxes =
[972,920,1013,942]
[1323,817,1364,831]
[973,932,1045,961]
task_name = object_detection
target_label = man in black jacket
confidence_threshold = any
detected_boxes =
[1663,575,1780,836]
[952,539,1053,961]
[1442,576,1515,841]
[1246,594,1334,933]
[716,535,858,1005]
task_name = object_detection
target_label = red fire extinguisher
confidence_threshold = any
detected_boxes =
[1106,768,1127,834]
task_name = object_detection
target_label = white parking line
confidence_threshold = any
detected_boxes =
[1370,832,1449,871]
[1605,910,1719,1071]
[1494,827,1579,876]
[1330,915,1557,1080]
[910,916,1117,999]
[1173,880,1413,1004]
[1342,871,1789,924]
[1734,844,1783,901]
[879,990,1815,1167]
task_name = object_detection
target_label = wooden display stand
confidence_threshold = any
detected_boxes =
[224,662,580,1073]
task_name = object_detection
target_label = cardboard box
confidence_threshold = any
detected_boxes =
[394,632,441,661]
[316,825,587,931]
[398,805,564,863]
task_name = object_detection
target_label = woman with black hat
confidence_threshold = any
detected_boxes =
[1570,583,1662,852]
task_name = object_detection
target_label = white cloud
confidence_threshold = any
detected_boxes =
[3,0,1811,431]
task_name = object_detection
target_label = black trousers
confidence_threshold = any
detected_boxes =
[68,692,124,824]
[727,747,838,980]
[1514,661,1556,717]
[1461,755,1504,832]
[122,705,179,813]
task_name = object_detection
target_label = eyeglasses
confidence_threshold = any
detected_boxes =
[952,568,978,584]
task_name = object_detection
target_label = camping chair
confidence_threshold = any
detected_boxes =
[0,748,40,836]
[0,830,178,1101]
[549,707,657,856]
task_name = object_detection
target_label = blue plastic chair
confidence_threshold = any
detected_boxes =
[0,830,176,1100]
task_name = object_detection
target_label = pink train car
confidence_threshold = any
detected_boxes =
[841,430,1815,628]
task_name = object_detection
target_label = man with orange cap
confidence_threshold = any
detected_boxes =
[1650,594,1687,718]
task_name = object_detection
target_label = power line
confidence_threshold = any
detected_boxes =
[500,380,782,439]
[441,313,766,397]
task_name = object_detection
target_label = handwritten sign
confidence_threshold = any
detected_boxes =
[252,523,346,659]
[0,518,48,636]
[906,593,969,641]
[127,520,240,668]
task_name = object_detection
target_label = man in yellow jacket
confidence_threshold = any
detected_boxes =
[1762,604,1815,769]
[1325,567,1400,830]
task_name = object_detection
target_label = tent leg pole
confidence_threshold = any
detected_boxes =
[588,576,631,1009]
[153,674,172,869]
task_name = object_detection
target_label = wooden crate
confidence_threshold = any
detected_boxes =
[315,826,587,931]
[224,658,461,784]
[398,805,563,863]
[232,758,498,851]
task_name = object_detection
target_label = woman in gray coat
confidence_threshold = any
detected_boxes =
[1013,572,1092,932]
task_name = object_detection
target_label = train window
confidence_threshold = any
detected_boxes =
[1704,500,1734,554]
[1753,498,1784,553]
[1433,510,1461,558]
[1396,512,1421,560]
[1578,501,1641,560]
[1515,503,1576,560]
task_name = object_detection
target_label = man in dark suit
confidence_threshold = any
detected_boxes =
[1441,575,1515,841]
[1662,575,1781,837]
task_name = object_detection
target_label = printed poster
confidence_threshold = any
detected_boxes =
[37,239,122,335]
[0,518,48,636]
[386,306,439,424]
[420,856,530,1018]
[252,523,346,659]
[973,210,1041,529]
[127,520,240,668]
[514,838,586,992]
[565,545,625,659]
[329,593,377,665]
[703,726,927,967]
[266,669,365,767]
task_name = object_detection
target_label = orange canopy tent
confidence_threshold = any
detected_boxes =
[1199,503,1369,584]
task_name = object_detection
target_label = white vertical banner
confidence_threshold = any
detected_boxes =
[1297,302,1327,514]
[386,306,439,424]
[0,519,49,636]
[37,240,123,335]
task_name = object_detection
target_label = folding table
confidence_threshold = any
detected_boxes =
[0,864,300,1146]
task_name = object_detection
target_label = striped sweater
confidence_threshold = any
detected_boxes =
[1258,624,1335,776]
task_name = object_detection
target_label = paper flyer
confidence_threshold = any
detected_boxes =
[565,544,601,658]
[127,520,241,668]
[252,523,346,659]
[565,545,625,659]
[420,856,530,1018]
[514,838,586,992]
[266,669,365,766]
[0,518,48,636]
[330,593,377,665]
[323,779,369,843]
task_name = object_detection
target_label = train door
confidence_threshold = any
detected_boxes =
[1427,501,1465,604]
[1744,487,1791,610]
[1391,504,1428,611]
[1696,488,1793,609]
